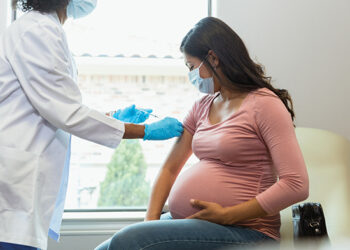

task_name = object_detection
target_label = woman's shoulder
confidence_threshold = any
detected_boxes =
[251,87,278,98]
[250,87,292,123]
[250,87,282,107]
[193,93,218,109]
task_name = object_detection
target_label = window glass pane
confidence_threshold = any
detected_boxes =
[64,0,207,209]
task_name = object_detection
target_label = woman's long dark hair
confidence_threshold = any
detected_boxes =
[180,17,295,121]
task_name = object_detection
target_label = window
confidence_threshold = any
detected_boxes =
[63,0,209,210]
[10,0,210,211]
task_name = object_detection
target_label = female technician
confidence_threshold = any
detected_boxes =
[0,0,183,249]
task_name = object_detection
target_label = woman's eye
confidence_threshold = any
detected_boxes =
[189,66,194,71]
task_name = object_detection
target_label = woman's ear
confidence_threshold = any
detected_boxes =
[207,50,219,69]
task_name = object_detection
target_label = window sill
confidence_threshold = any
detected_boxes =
[60,211,146,236]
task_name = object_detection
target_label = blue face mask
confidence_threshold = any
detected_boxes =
[67,0,97,19]
[188,61,215,94]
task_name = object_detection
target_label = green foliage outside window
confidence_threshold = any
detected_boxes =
[98,140,151,207]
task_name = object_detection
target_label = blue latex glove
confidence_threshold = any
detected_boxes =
[144,117,184,140]
[113,105,152,124]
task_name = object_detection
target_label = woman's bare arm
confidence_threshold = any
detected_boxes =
[145,129,193,220]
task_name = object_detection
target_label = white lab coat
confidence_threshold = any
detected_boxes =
[0,11,125,249]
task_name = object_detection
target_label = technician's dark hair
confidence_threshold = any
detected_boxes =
[13,0,70,13]
[180,17,295,121]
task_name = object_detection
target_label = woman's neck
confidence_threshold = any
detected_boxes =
[218,85,246,101]
[214,69,246,101]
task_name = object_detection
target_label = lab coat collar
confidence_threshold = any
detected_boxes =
[48,11,62,25]
[30,10,62,26]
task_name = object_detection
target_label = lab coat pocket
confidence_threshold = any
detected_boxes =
[0,146,39,212]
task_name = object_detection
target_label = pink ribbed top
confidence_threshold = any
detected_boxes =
[168,88,309,240]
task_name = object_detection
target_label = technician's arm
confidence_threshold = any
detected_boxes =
[145,129,193,220]
[123,123,145,139]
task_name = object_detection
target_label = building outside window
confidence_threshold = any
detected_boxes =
[62,0,209,210]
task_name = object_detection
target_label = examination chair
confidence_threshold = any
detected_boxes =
[279,127,350,248]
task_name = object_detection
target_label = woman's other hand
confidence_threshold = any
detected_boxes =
[186,198,268,226]
[144,215,160,221]
[186,199,231,225]
[144,210,161,221]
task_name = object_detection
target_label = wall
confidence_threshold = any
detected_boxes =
[215,0,350,141]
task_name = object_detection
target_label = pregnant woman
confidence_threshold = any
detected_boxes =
[95,17,309,250]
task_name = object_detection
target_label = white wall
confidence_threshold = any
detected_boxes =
[215,0,350,141]
[0,0,8,35]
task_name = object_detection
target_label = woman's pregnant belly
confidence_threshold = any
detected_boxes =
[168,160,260,219]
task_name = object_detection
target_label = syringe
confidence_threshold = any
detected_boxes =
[139,108,160,119]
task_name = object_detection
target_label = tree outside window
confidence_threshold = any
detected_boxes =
[98,140,151,207]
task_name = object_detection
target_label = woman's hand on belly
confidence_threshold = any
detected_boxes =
[185,199,231,225]
[186,198,268,225]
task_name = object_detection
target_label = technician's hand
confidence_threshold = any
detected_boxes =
[143,117,183,140]
[112,104,152,124]
[186,199,230,225]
